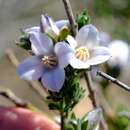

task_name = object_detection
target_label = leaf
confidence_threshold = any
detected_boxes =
[17,34,31,50]
[59,26,70,41]
[81,120,88,130]
[76,10,90,29]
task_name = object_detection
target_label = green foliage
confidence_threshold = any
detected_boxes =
[59,26,70,41]
[76,10,90,29]
[93,0,130,17]
[17,31,31,50]
[107,106,130,130]
[108,115,130,130]
[65,112,88,130]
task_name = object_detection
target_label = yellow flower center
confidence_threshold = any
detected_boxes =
[42,55,57,68]
[75,47,90,61]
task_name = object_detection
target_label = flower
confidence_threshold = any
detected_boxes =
[108,40,130,67]
[25,14,69,36]
[17,32,73,92]
[66,24,111,69]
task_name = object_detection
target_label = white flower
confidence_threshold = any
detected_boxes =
[66,24,111,69]
[108,40,130,67]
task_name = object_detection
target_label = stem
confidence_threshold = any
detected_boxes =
[61,0,78,129]
[61,112,65,130]
[0,89,28,107]
[84,72,108,130]
[84,72,97,107]
[97,71,130,92]
[62,0,78,36]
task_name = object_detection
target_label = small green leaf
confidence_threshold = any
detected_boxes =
[17,34,31,50]
[59,26,70,41]
[76,10,90,29]
[81,120,88,130]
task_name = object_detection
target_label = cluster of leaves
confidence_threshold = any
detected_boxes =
[64,113,88,130]
[76,10,90,29]
[17,31,31,50]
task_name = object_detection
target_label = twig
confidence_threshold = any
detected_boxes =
[0,89,28,107]
[0,89,44,113]
[62,0,78,36]
[61,1,78,129]
[84,72,108,130]
[6,49,47,101]
[97,71,130,92]
[84,72,98,107]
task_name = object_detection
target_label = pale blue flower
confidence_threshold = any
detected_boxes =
[17,32,73,92]
[25,14,69,36]
[66,24,111,69]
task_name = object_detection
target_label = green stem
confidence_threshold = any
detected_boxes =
[61,112,65,130]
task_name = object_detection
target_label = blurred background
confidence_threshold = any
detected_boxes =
[0,0,130,129]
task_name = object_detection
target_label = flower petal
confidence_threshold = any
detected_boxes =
[25,26,40,34]
[41,14,60,35]
[40,14,51,33]
[66,35,77,49]
[86,108,102,130]
[69,55,90,69]
[30,32,53,55]
[41,68,65,92]
[55,20,69,29]
[55,42,74,68]
[88,47,111,66]
[76,24,99,48]
[17,56,43,80]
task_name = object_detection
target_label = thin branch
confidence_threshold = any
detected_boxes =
[97,71,130,92]
[62,0,78,36]
[84,72,98,107]
[6,49,47,101]
[0,89,44,113]
[0,89,28,107]
[84,72,108,130]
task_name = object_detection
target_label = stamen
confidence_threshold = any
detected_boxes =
[42,55,57,68]
[75,47,90,61]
